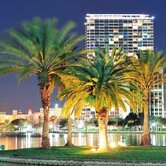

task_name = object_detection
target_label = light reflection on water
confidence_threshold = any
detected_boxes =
[0,133,166,150]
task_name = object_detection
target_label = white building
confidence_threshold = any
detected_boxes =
[79,107,95,120]
[40,104,62,118]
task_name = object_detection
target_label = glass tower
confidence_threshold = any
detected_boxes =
[85,14,164,117]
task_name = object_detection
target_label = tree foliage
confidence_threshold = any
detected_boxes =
[127,50,166,145]
[58,48,140,118]
[0,17,84,149]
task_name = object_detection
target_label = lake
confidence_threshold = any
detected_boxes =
[0,132,166,150]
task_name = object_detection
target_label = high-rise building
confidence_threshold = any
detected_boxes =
[85,14,164,117]
[85,14,154,54]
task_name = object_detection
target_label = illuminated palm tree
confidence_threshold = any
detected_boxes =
[0,17,83,149]
[127,50,166,146]
[59,48,139,151]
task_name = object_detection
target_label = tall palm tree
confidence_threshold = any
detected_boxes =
[127,50,166,146]
[0,17,83,149]
[65,115,73,146]
[59,48,139,151]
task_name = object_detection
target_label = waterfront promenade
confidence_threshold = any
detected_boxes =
[0,156,166,166]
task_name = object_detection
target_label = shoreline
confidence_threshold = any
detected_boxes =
[0,130,166,137]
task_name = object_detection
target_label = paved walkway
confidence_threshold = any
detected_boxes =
[0,156,166,166]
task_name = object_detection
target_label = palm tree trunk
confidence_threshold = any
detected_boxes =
[141,91,151,146]
[97,108,109,151]
[98,117,109,151]
[40,84,51,149]
[65,115,74,146]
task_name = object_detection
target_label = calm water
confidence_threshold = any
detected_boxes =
[0,133,166,150]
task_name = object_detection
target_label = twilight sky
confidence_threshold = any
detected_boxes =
[0,0,166,113]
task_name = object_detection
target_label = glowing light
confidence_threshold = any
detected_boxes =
[118,141,127,147]
[78,132,82,146]
[151,16,155,19]
[64,134,67,144]
[49,123,53,129]
[90,134,93,146]
[15,137,17,149]
[151,123,156,127]
[152,134,156,146]
[49,133,53,146]
[55,133,59,142]
[91,148,97,153]
[26,133,31,148]
[26,125,32,131]
[110,142,117,148]
[78,121,84,129]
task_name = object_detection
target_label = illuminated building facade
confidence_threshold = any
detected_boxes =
[79,107,95,120]
[85,14,164,117]
[0,104,62,126]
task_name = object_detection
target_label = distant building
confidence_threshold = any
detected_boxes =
[0,112,7,122]
[39,104,62,118]
[79,107,95,120]
[14,110,26,119]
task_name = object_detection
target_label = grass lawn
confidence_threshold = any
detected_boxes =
[0,146,166,162]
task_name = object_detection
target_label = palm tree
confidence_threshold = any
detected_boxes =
[127,50,166,146]
[65,115,73,146]
[0,17,83,149]
[59,48,139,151]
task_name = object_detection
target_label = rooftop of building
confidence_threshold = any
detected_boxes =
[85,14,154,20]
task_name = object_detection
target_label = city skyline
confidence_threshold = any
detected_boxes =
[0,0,166,113]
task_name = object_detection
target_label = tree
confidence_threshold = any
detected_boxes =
[161,118,166,126]
[124,112,138,126]
[107,119,117,131]
[49,115,58,132]
[33,122,43,133]
[108,116,123,129]
[59,119,68,128]
[59,48,139,151]
[149,116,163,131]
[0,17,83,149]
[10,118,28,131]
[65,116,73,146]
[127,50,166,145]
[89,117,98,127]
